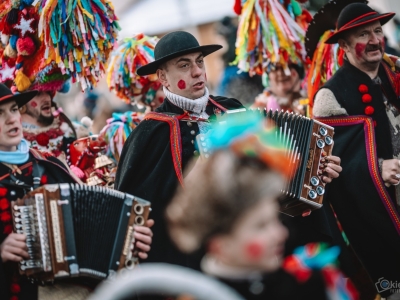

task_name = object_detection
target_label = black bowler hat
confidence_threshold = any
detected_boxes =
[325,3,395,44]
[0,83,38,107]
[137,31,222,76]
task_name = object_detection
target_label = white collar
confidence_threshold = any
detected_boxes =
[163,86,209,118]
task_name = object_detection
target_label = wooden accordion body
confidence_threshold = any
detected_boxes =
[197,109,334,217]
[12,184,151,282]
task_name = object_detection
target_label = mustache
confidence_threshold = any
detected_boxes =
[365,43,383,52]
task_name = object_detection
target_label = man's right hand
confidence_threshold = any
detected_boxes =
[0,233,29,262]
[381,159,400,186]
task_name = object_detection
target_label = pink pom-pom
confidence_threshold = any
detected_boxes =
[70,165,85,179]
[16,36,36,56]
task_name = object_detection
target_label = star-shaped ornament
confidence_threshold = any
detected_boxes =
[0,62,16,81]
[14,15,35,37]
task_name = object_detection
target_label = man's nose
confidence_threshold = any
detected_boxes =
[370,32,381,44]
[191,64,203,77]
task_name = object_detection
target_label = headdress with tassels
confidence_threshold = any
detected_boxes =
[106,33,161,106]
[232,0,311,76]
[204,111,294,178]
[305,0,368,108]
[0,0,119,93]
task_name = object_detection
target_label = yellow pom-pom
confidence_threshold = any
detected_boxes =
[15,70,31,92]
[4,44,17,58]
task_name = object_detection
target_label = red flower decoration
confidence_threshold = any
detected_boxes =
[40,175,48,185]
[0,211,11,222]
[10,283,21,294]
[0,187,7,197]
[0,198,9,210]
[36,132,50,146]
[358,84,368,94]
[362,94,372,103]
[365,106,374,115]
[3,224,12,234]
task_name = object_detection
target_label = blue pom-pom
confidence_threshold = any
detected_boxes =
[10,35,18,50]
[58,80,71,93]
[16,63,23,69]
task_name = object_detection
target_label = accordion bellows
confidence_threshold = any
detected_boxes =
[12,184,151,282]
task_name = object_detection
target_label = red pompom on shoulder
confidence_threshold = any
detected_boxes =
[0,211,11,222]
[362,94,372,103]
[359,84,368,94]
[0,187,7,197]
[365,106,375,115]
[10,283,21,294]
[35,132,50,147]
[3,224,13,234]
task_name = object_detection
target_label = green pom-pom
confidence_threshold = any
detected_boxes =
[291,0,302,17]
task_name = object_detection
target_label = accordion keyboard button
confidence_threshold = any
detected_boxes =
[316,139,325,149]
[325,136,333,145]
[310,176,319,186]
[308,190,317,200]
[319,127,328,136]
[316,186,325,195]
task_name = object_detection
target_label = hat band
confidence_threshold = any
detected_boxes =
[340,11,378,30]
[0,94,14,103]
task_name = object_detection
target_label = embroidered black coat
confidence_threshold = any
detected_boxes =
[0,150,76,300]
[115,96,243,269]
[315,60,400,297]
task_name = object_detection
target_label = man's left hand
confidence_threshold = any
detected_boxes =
[133,219,154,260]
[319,155,342,184]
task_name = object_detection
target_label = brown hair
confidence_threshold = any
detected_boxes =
[166,150,283,253]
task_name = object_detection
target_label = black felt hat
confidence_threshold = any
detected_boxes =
[0,83,38,108]
[137,31,222,76]
[325,3,395,44]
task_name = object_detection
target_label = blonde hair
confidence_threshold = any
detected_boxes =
[166,150,283,253]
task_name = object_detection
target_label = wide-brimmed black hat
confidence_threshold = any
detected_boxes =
[137,31,222,76]
[325,3,395,44]
[0,83,38,108]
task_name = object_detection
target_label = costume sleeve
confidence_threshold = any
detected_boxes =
[313,89,348,117]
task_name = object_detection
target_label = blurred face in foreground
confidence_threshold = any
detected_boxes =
[268,66,300,98]
[0,100,23,151]
[210,198,288,273]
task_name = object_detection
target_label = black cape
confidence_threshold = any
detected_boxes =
[315,60,400,297]
[115,96,243,268]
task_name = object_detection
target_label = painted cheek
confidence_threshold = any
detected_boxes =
[177,80,186,90]
[244,240,264,261]
[355,43,366,58]
[158,97,164,103]
[30,101,37,108]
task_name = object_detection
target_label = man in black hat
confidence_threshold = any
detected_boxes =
[115,31,244,268]
[313,3,400,298]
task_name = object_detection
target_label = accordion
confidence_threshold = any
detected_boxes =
[197,109,334,217]
[12,184,151,282]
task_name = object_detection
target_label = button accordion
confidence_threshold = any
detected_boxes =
[12,184,151,282]
[197,110,334,217]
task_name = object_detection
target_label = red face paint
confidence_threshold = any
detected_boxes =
[158,97,164,103]
[30,101,37,108]
[355,43,366,58]
[244,240,264,261]
[177,80,186,90]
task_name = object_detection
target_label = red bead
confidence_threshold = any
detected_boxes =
[0,187,7,197]
[362,94,372,103]
[0,198,9,210]
[358,84,369,94]
[0,211,11,222]
[40,175,48,185]
[365,106,375,115]
[10,283,20,294]
[3,224,13,234]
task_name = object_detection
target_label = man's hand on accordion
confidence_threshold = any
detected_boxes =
[0,233,29,262]
[134,219,154,260]
[318,155,342,184]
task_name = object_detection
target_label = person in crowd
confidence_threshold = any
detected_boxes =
[313,3,400,299]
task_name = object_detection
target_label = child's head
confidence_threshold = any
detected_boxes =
[167,150,288,273]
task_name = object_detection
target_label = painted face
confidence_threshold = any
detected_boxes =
[24,92,54,126]
[0,100,23,151]
[214,198,288,272]
[268,67,300,98]
[341,21,385,67]
[157,52,207,100]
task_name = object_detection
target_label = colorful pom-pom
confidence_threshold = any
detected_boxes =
[365,106,374,115]
[362,94,372,103]
[358,84,368,94]
[15,69,31,91]
[16,36,36,56]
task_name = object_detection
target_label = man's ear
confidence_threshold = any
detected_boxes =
[156,69,169,87]
[338,38,349,53]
